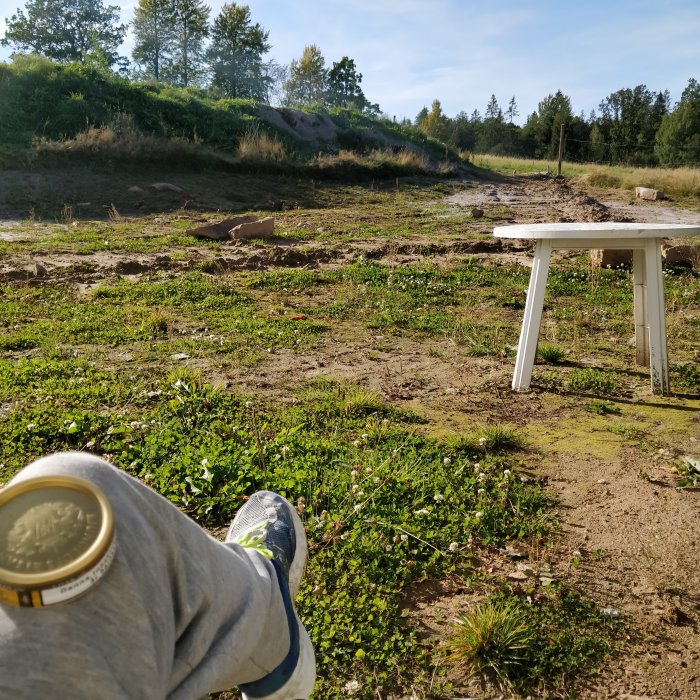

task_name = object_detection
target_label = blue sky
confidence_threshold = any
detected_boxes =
[1,0,699,124]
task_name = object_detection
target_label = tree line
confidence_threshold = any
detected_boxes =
[1,0,376,112]
[415,81,700,168]
[2,0,698,167]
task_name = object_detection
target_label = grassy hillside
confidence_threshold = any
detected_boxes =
[0,56,459,178]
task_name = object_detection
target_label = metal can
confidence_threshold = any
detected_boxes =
[0,474,115,608]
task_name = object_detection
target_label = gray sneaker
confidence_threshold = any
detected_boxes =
[226,491,316,699]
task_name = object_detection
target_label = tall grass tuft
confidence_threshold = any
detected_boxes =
[442,601,533,689]
[33,114,215,166]
[237,129,287,164]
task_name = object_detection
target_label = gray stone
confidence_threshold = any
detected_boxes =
[150,182,183,193]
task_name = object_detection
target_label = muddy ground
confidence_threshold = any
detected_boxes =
[2,174,699,699]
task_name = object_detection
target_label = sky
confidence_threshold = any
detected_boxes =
[1,0,699,124]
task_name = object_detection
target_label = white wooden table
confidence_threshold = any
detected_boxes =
[493,222,700,395]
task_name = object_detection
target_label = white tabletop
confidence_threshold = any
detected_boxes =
[493,222,700,240]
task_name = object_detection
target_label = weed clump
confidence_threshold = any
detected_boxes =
[537,343,566,364]
[443,600,532,687]
[441,589,622,695]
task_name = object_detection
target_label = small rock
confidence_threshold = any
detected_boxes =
[601,607,621,617]
[170,353,190,361]
[32,262,47,277]
[507,570,529,581]
[150,182,183,193]
[128,186,145,193]
[470,207,484,218]
[504,546,526,559]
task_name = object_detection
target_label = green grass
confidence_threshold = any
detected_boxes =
[442,588,622,695]
[0,178,698,697]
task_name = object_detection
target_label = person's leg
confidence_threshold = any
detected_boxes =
[0,452,308,700]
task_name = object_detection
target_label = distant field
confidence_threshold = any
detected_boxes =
[474,153,700,203]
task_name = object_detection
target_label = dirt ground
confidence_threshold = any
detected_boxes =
[2,174,699,699]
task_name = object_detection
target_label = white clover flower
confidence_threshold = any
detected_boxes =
[503,469,511,477]
[373,477,381,484]
[185,477,201,495]
[474,462,480,469]
[26,423,35,430]
[449,542,459,552]
[361,433,369,440]
[343,679,359,695]
[353,504,362,512]
[350,469,359,479]
[364,466,373,474]
[477,488,485,495]
[245,401,253,407]
[85,440,95,449]
[434,493,445,502]
[357,490,364,498]
[478,436,487,445]
[443,457,451,465]
[201,461,214,481]
[474,511,483,520]
[351,484,360,492]
[352,440,361,448]
[281,445,290,454]
[400,534,409,542]
[414,508,430,515]
[478,472,486,482]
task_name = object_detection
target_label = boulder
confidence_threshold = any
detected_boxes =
[662,243,698,269]
[229,217,275,240]
[590,249,632,268]
[188,216,257,241]
[635,186,664,201]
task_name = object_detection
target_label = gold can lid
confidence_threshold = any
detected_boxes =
[0,474,114,606]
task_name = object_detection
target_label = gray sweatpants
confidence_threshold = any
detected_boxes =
[0,453,292,700]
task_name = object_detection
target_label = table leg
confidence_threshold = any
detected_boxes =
[512,240,552,391]
[632,249,649,366]
[643,239,669,395]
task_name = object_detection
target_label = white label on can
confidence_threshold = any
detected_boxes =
[41,539,116,606]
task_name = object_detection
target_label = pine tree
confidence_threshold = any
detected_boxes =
[506,96,519,123]
[207,2,271,100]
[132,0,176,81]
[485,94,502,121]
